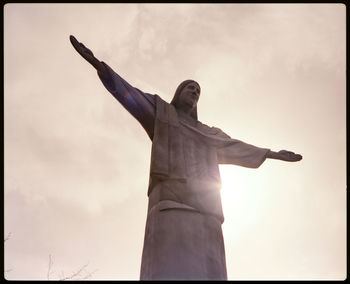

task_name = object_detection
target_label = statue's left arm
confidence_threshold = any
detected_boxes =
[217,139,270,168]
[216,130,302,168]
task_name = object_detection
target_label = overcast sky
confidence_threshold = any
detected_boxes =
[4,3,346,280]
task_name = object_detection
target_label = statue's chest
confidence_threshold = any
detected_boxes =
[180,126,217,179]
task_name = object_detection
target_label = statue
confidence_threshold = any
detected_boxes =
[69,35,302,280]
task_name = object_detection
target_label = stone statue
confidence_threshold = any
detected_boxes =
[69,35,302,280]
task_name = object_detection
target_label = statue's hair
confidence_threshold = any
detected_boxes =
[170,80,200,121]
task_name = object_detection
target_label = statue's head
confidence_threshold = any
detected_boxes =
[171,80,201,120]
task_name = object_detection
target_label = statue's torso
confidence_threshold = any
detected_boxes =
[149,119,224,223]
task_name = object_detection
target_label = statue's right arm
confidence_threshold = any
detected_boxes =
[70,35,156,140]
[70,35,107,75]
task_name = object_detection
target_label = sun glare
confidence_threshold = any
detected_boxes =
[219,165,268,231]
[220,165,244,207]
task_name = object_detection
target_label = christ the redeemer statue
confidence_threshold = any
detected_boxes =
[70,35,302,280]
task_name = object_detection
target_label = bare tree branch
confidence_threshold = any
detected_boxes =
[4,232,12,242]
[6,236,97,280]
[59,270,65,280]
[81,268,98,280]
[47,255,97,280]
[4,232,13,277]
[47,254,53,280]
[59,263,89,280]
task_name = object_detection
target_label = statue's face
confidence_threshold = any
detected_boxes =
[178,82,201,109]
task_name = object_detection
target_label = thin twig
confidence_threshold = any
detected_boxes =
[60,270,65,280]
[47,254,53,280]
[46,254,96,280]
[59,263,89,280]
[81,268,98,280]
[4,233,13,276]
[4,232,12,242]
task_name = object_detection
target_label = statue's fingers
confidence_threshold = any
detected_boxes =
[77,42,93,55]
[280,150,294,154]
[69,35,76,42]
[69,36,94,60]
[70,35,83,53]
[292,154,302,161]
[69,35,79,47]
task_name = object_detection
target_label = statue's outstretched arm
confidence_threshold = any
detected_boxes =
[267,150,302,162]
[216,131,302,167]
[69,35,156,140]
[69,35,107,77]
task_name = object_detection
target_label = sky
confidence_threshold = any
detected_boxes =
[4,3,346,280]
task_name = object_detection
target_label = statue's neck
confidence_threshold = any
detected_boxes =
[177,109,197,127]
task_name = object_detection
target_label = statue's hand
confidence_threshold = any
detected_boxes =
[69,35,104,73]
[277,150,303,162]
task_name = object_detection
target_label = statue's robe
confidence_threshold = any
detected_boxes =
[98,63,270,280]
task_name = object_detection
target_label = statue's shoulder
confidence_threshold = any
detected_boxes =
[154,94,168,104]
[196,121,230,138]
